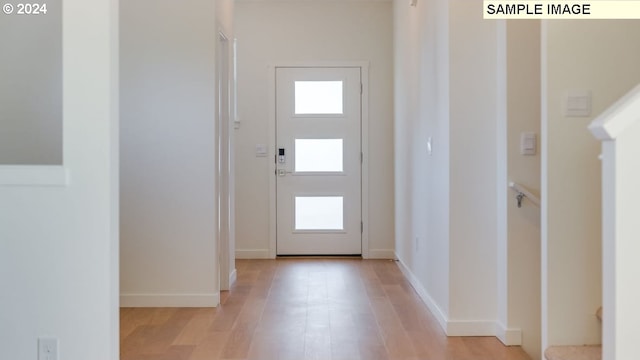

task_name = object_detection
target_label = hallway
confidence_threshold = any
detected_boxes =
[120,259,530,360]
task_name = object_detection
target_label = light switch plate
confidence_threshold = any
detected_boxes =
[255,144,268,157]
[521,132,536,156]
[564,90,592,117]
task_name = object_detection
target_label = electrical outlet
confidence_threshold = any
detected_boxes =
[38,338,58,360]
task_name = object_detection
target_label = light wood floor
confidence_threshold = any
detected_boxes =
[121,259,531,360]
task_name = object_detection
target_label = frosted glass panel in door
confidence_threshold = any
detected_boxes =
[294,81,343,114]
[295,196,344,230]
[295,139,343,172]
[276,66,361,255]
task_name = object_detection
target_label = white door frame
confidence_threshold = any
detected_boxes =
[217,30,234,291]
[267,61,370,258]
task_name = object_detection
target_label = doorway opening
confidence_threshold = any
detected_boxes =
[217,31,235,291]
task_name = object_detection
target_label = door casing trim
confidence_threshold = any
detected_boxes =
[267,61,370,258]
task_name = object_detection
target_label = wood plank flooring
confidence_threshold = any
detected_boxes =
[121,259,531,360]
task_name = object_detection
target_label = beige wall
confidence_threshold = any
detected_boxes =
[0,0,62,165]
[543,20,640,348]
[506,20,541,360]
[448,0,499,326]
[234,1,394,258]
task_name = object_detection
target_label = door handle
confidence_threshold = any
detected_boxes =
[277,169,292,177]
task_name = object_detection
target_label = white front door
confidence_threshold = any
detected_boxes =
[276,67,362,255]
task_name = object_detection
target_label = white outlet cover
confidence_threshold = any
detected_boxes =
[38,338,58,360]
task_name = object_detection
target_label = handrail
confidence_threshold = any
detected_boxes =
[589,83,640,141]
[509,181,540,208]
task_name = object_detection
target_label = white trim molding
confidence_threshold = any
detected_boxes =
[368,249,396,259]
[396,256,520,343]
[120,293,220,307]
[396,257,448,332]
[496,322,523,346]
[589,82,640,360]
[446,320,498,337]
[236,249,272,259]
[589,83,640,141]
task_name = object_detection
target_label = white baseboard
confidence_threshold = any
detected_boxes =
[229,268,237,287]
[120,293,220,307]
[395,256,448,333]
[396,255,508,339]
[496,322,522,345]
[236,249,394,259]
[447,320,497,336]
[235,249,271,259]
[367,249,396,259]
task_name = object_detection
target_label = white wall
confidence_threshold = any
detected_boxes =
[234,0,394,258]
[394,0,501,335]
[0,0,62,165]
[505,20,541,359]
[394,0,451,320]
[543,20,640,348]
[120,0,233,306]
[0,0,119,358]
[448,0,499,330]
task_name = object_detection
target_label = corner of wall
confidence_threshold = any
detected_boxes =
[395,256,448,333]
[496,322,523,346]
[229,268,238,287]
